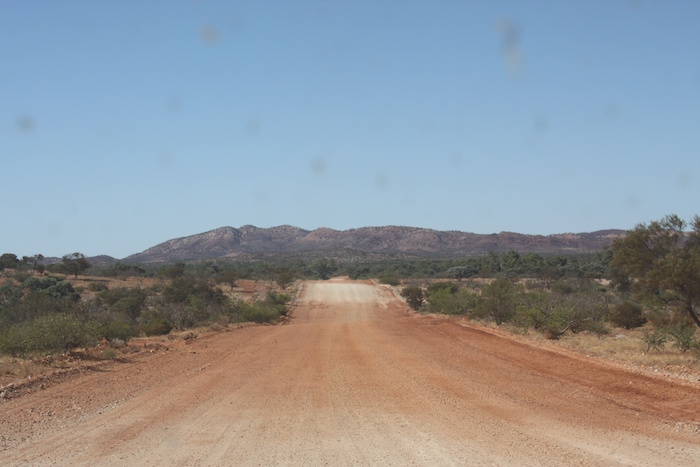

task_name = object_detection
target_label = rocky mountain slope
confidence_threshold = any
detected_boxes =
[123,225,624,263]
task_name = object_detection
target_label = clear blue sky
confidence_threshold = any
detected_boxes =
[2,1,699,259]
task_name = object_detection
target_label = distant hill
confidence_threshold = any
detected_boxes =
[123,225,625,263]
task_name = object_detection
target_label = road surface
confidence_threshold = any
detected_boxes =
[1,279,699,465]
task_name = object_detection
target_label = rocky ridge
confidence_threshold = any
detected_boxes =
[122,225,624,263]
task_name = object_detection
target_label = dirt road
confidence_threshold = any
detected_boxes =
[2,279,699,465]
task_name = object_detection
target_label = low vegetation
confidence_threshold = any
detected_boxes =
[1,213,697,373]
[394,214,700,368]
[0,259,293,358]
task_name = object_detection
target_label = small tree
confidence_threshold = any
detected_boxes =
[219,269,240,292]
[611,214,700,329]
[158,262,186,280]
[0,253,20,275]
[274,268,295,290]
[61,252,91,279]
[446,265,478,282]
[313,258,337,280]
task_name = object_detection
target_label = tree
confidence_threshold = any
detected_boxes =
[446,265,478,281]
[158,262,186,280]
[274,268,295,290]
[312,258,337,280]
[611,214,700,329]
[219,269,240,292]
[0,253,20,273]
[22,254,45,275]
[61,252,91,279]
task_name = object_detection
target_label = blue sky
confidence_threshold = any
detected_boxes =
[2,0,699,259]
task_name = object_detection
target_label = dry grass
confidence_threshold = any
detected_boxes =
[555,325,700,370]
[0,356,43,384]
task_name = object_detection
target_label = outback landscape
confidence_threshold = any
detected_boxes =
[5,1,699,464]
[1,217,700,465]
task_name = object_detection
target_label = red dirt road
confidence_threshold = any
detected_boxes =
[1,279,699,465]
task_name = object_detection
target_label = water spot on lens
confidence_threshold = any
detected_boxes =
[244,116,261,137]
[311,158,327,175]
[625,195,641,210]
[495,18,523,77]
[534,116,549,135]
[166,97,183,113]
[200,24,219,45]
[17,115,35,132]
[47,221,63,238]
[676,172,693,189]
[156,153,172,170]
[375,172,390,191]
[604,103,619,119]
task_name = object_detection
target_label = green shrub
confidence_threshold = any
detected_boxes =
[426,288,478,315]
[479,279,518,325]
[667,324,698,352]
[609,301,647,330]
[642,329,668,352]
[140,311,173,336]
[265,290,291,306]
[519,304,571,339]
[13,271,31,283]
[0,313,99,356]
[240,302,282,324]
[101,320,136,342]
[24,276,78,299]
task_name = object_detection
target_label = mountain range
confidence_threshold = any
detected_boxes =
[115,225,624,263]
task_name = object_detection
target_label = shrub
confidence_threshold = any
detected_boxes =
[24,276,78,299]
[140,311,173,336]
[609,301,647,330]
[401,285,424,311]
[479,279,518,325]
[265,290,291,307]
[240,302,282,324]
[101,320,136,342]
[551,280,574,295]
[88,282,109,292]
[427,288,478,315]
[667,324,698,352]
[159,303,198,330]
[642,329,668,352]
[0,314,99,356]
[102,348,118,360]
[13,271,31,283]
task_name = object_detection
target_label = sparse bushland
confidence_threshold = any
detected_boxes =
[1,213,697,365]
[404,276,615,340]
[0,260,295,358]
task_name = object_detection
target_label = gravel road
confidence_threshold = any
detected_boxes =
[1,279,699,465]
